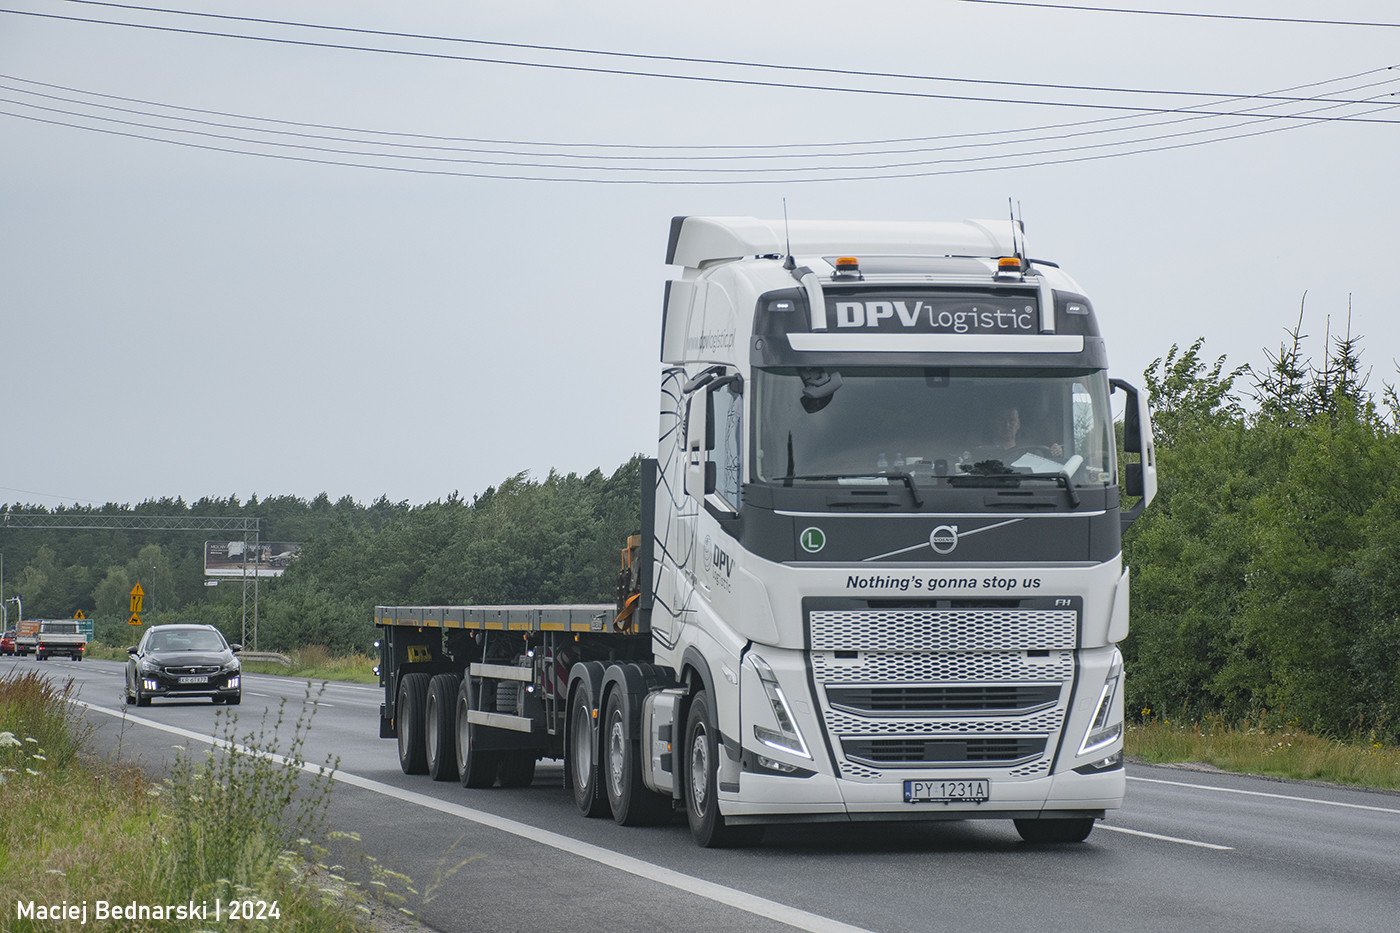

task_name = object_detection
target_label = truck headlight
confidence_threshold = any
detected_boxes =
[749,655,811,760]
[1077,650,1124,758]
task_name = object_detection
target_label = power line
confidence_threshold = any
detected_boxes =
[3,70,1394,165]
[2,4,1396,118]
[5,90,1389,184]
[3,66,1394,154]
[949,0,1400,28]
[40,1,1398,95]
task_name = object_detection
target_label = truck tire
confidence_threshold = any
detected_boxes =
[569,684,609,817]
[1014,817,1095,844]
[455,675,500,788]
[425,673,461,782]
[497,752,537,788]
[396,672,431,775]
[604,688,671,826]
[683,690,760,848]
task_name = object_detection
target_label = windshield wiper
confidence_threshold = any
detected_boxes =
[951,470,1080,507]
[782,472,924,508]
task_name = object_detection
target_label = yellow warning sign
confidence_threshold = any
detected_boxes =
[74,610,86,620]
[128,613,142,626]
[129,583,145,614]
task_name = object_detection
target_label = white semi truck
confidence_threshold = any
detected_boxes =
[375,215,1156,847]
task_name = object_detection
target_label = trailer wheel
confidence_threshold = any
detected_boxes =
[1014,817,1095,844]
[455,676,500,788]
[396,672,431,775]
[426,673,462,782]
[684,690,760,848]
[568,685,609,817]
[498,752,537,788]
[604,689,671,826]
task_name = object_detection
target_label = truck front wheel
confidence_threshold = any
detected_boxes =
[396,673,431,775]
[684,690,760,848]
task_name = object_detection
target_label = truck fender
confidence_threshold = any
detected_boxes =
[679,647,742,764]
[564,661,606,791]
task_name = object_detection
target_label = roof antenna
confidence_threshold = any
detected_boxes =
[1007,197,1026,264]
[782,198,796,270]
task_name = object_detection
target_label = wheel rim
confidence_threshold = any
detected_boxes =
[689,723,710,813]
[572,700,593,787]
[607,711,626,798]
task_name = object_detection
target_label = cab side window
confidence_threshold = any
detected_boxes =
[711,379,743,509]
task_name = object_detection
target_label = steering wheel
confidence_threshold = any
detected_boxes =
[1004,445,1057,460]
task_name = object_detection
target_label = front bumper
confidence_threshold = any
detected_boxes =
[721,764,1124,823]
[139,671,242,698]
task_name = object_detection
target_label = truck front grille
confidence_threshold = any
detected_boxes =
[805,597,1079,782]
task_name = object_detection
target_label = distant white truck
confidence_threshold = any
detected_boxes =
[17,618,89,661]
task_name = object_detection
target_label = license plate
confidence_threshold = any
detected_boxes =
[904,779,990,803]
[178,675,209,684]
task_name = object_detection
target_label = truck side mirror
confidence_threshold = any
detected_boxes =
[1110,378,1158,530]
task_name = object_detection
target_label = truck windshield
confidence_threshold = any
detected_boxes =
[753,367,1116,488]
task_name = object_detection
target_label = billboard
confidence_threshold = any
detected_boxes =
[204,541,299,578]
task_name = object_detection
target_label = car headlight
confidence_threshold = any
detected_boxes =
[1078,649,1124,757]
[749,655,812,760]
[139,659,162,674]
[220,660,241,674]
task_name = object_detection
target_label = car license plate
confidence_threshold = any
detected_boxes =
[178,675,209,684]
[904,779,990,803]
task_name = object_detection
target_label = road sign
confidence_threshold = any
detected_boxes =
[128,613,142,626]
[129,583,145,614]
[74,610,86,620]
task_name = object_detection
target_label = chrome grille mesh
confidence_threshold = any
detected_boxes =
[807,603,1079,781]
[810,608,1077,652]
[813,650,1073,685]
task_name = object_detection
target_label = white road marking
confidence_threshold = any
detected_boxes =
[1129,775,1400,816]
[1097,824,1233,850]
[73,699,876,933]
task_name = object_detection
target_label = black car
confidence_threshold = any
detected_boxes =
[125,623,242,706]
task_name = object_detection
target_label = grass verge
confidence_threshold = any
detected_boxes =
[0,669,417,931]
[1126,712,1400,792]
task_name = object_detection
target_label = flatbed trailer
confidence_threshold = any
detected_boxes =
[375,589,670,798]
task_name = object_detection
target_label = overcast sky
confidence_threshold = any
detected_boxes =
[2,1,1396,509]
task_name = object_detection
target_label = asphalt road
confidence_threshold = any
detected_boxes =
[7,654,1400,933]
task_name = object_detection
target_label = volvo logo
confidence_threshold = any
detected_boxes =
[929,524,959,555]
